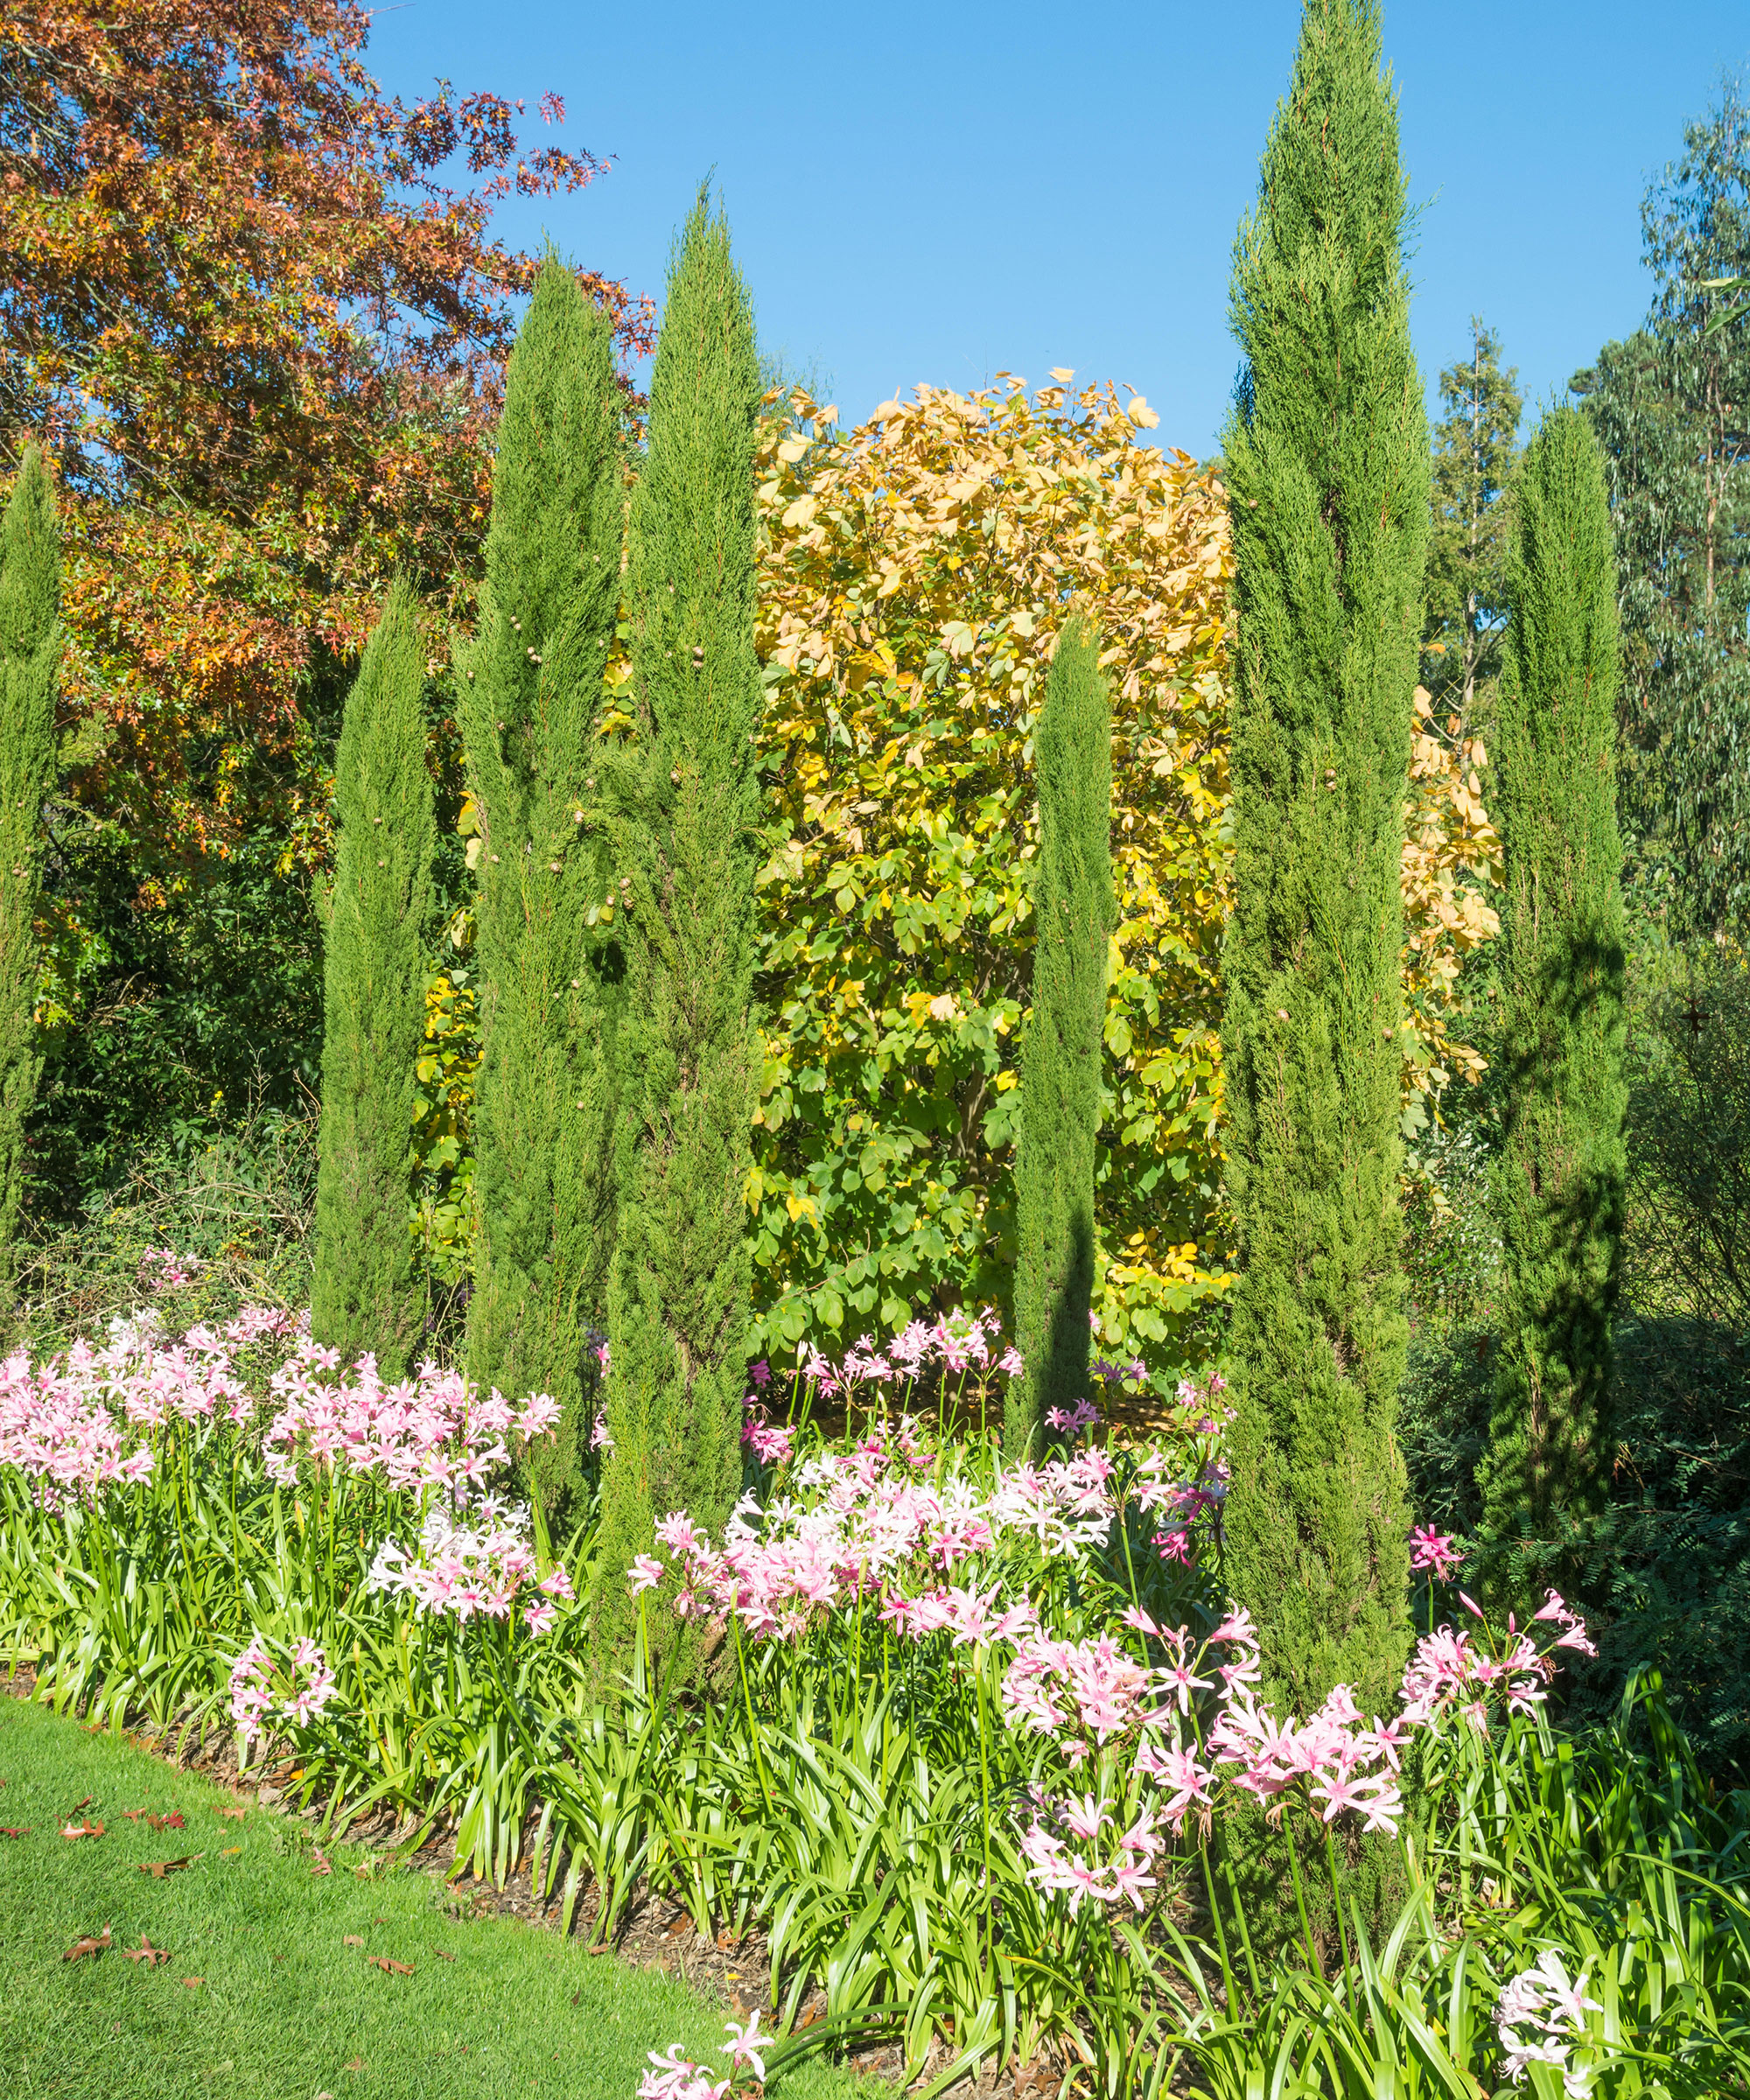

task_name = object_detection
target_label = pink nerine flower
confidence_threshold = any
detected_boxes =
[1409,1524,1463,1580]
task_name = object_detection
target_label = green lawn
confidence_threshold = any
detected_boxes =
[0,1692,866,2100]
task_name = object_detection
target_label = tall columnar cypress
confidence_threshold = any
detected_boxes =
[0,449,60,1300]
[1478,409,1626,1593]
[461,261,624,1515]
[594,194,762,1679]
[312,581,435,1374]
[1010,620,1113,1456]
[1220,0,1424,1729]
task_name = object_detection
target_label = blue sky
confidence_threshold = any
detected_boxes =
[368,0,1747,458]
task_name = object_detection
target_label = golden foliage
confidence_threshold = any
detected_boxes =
[750,379,1496,1363]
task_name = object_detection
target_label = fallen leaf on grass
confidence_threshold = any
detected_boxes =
[213,1806,247,1821]
[181,1977,203,1989]
[60,1821,103,1840]
[342,1935,364,1948]
[346,2056,366,2071]
[123,1810,186,1830]
[310,1847,332,1877]
[1,1826,29,1838]
[138,1854,204,1879]
[220,1844,242,1856]
[432,1948,455,1963]
[66,1796,93,1814]
[363,1956,413,1975]
[64,1927,112,1962]
[120,1936,170,1967]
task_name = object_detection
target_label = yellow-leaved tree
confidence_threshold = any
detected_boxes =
[746,377,1498,1370]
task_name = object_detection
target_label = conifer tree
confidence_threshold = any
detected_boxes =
[1421,321,1523,728]
[461,260,624,1514]
[1011,620,1113,1456]
[1478,409,1626,1590]
[0,449,60,1301]
[594,193,762,1677]
[1220,0,1424,1728]
[312,580,435,1375]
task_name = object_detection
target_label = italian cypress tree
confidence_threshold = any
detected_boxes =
[1220,0,1423,1730]
[312,580,435,1374]
[0,448,60,1302]
[461,260,624,1516]
[593,193,762,1680]
[1477,408,1626,1597]
[1010,619,1113,1456]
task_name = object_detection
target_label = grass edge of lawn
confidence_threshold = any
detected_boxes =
[0,1686,886,2100]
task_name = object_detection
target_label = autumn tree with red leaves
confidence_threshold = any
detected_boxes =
[0,0,649,1201]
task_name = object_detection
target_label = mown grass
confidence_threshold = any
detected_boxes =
[0,1692,870,2100]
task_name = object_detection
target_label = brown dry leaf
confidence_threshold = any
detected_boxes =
[310,1847,332,1877]
[60,1820,104,1840]
[63,1925,112,1962]
[343,1935,364,1948]
[181,1976,203,1989]
[137,1853,203,1879]
[215,1806,247,1820]
[363,1956,413,1976]
[149,1811,186,1831]
[431,1948,456,1963]
[66,1796,93,1814]
[220,1844,242,1856]
[120,1936,170,1967]
[665,1914,692,1937]
[1,1826,28,1838]
[346,2057,366,2071]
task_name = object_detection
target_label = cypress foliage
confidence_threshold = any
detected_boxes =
[1478,408,1626,1592]
[1220,0,1424,1728]
[1010,620,1113,1456]
[0,449,60,1301]
[312,581,435,1374]
[594,193,762,1679]
[461,260,624,1516]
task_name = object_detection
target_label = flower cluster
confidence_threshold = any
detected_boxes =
[637,2015,772,2100]
[263,1344,560,1490]
[365,1496,573,1634]
[1495,1949,1604,2096]
[138,1246,201,1292]
[784,1305,1024,1409]
[1399,1591,1597,1732]
[228,1634,337,1749]
[1410,1524,1463,1581]
[626,1424,1166,1639]
[1019,1791,1164,1909]
[0,1307,298,1502]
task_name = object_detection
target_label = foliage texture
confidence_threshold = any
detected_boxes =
[0,451,59,1295]
[0,0,650,1203]
[1574,86,1750,934]
[752,380,1498,1382]
[1421,320,1523,731]
[1480,409,1628,1585]
[1011,621,1113,1452]
[312,580,435,1378]
[460,262,623,1511]
[1219,0,1423,1721]
[595,196,763,1674]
